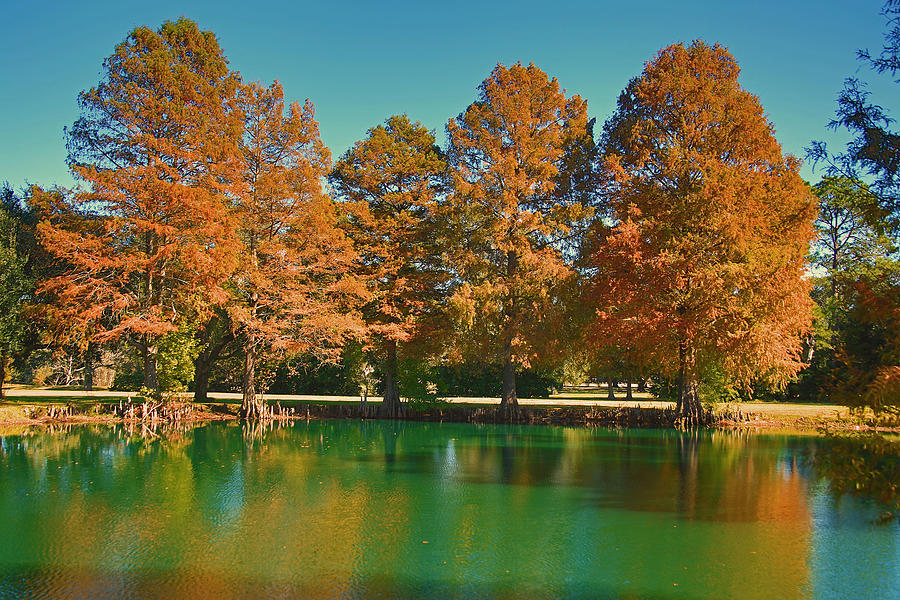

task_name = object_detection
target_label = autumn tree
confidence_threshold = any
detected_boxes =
[329,115,449,418]
[809,265,900,415]
[446,62,593,415]
[36,19,241,397]
[233,81,365,419]
[588,42,817,423]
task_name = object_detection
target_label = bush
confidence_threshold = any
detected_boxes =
[267,348,365,396]
[433,363,560,399]
[112,369,144,391]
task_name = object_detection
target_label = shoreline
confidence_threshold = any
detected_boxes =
[0,395,888,434]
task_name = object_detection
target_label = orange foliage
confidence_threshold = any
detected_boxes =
[36,19,242,392]
[447,62,592,407]
[233,81,365,416]
[330,115,448,415]
[832,279,900,412]
[588,42,817,418]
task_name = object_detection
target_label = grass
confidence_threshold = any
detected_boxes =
[1,384,882,431]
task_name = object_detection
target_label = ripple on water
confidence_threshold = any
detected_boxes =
[0,422,898,599]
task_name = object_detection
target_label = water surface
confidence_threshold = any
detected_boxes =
[0,421,897,599]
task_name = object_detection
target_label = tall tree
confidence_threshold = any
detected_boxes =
[824,267,900,415]
[446,62,592,416]
[0,186,35,399]
[329,115,449,418]
[801,177,900,411]
[804,0,900,416]
[813,177,893,302]
[36,19,242,396]
[588,42,817,423]
[808,0,900,217]
[232,81,364,419]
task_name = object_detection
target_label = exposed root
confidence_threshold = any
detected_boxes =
[113,398,196,424]
[241,398,303,421]
[496,402,522,423]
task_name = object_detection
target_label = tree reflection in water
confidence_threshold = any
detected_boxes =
[0,421,896,599]
[811,432,900,523]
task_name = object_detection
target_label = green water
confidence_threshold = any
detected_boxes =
[0,421,897,599]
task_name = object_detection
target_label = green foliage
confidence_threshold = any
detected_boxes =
[647,376,677,403]
[156,325,200,392]
[259,348,561,403]
[0,185,35,367]
[794,175,900,408]
[396,357,439,403]
[342,342,378,397]
[112,369,144,392]
[0,241,28,352]
[111,326,200,394]
[557,354,592,387]
[649,368,745,404]
[267,344,369,396]
[431,363,560,399]
[406,395,451,412]
[697,367,742,404]
[812,177,895,285]
[807,1,900,224]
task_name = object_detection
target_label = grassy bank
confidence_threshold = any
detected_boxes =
[0,391,884,433]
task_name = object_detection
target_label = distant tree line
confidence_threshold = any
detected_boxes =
[2,2,899,422]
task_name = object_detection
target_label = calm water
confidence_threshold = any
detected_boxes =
[0,421,897,599]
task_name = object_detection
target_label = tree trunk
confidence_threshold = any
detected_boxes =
[831,251,838,304]
[607,378,616,401]
[142,229,161,399]
[0,348,6,401]
[378,340,402,418]
[241,241,265,420]
[192,316,234,403]
[625,374,633,401]
[637,377,648,393]
[499,249,519,420]
[143,338,160,398]
[500,343,519,420]
[241,337,266,420]
[677,341,703,425]
[193,356,211,402]
[193,322,215,403]
[676,339,684,414]
[83,342,95,392]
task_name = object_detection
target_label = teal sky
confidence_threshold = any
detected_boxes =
[1,0,896,190]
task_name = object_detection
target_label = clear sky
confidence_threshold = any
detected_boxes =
[1,0,896,190]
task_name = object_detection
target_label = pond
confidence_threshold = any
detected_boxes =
[0,421,897,599]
